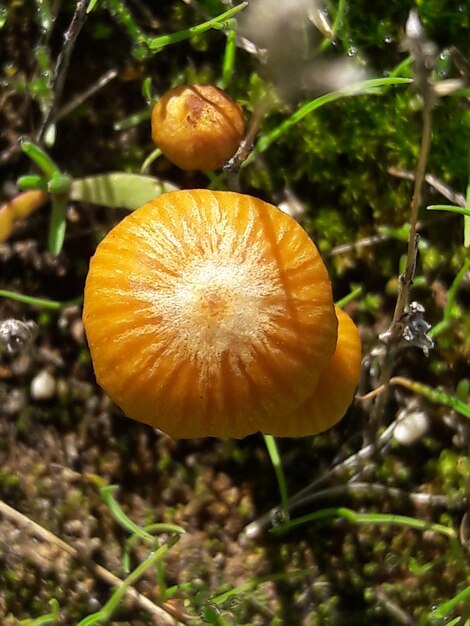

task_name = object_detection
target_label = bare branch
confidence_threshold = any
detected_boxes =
[388,167,466,208]
[0,500,187,625]
[38,0,90,140]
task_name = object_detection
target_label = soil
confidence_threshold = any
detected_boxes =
[0,2,469,625]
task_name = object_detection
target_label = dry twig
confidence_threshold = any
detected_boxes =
[369,11,437,432]
[0,500,187,626]
[38,0,90,140]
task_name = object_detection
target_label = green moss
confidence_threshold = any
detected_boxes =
[0,472,21,490]
[416,0,470,48]
[432,450,469,502]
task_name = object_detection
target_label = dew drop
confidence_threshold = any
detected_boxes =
[436,49,451,78]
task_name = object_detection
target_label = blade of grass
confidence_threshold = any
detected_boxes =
[427,176,470,246]
[430,584,470,620]
[0,289,81,310]
[271,506,457,540]
[429,257,470,338]
[319,0,346,50]
[140,148,163,174]
[219,22,237,89]
[123,522,186,573]
[262,434,289,521]
[212,566,316,606]
[20,139,61,179]
[48,196,67,255]
[245,76,412,163]
[335,285,363,309]
[389,376,470,419]
[145,3,248,53]
[19,598,60,626]
[100,485,155,543]
[76,539,179,626]
[103,0,151,45]
[113,107,151,131]
[427,204,470,218]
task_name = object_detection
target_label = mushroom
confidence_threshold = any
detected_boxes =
[268,306,362,437]
[83,189,352,438]
[151,85,245,171]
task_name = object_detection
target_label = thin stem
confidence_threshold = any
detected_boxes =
[389,167,466,207]
[19,599,60,626]
[48,196,67,255]
[20,140,61,179]
[0,289,81,310]
[220,24,237,90]
[372,588,417,625]
[391,102,433,328]
[38,0,90,139]
[389,376,470,419]
[371,91,434,432]
[145,4,248,52]
[271,506,457,540]
[244,422,398,538]
[465,178,470,247]
[431,584,470,619]
[263,434,289,520]
[100,485,155,542]
[76,541,178,625]
[55,68,118,122]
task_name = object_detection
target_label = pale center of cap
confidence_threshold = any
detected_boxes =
[168,256,285,361]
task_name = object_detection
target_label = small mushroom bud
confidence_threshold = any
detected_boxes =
[151,84,245,171]
[83,189,339,438]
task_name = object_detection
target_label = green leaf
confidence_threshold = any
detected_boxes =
[70,173,178,210]
[87,0,99,13]
[427,204,470,218]
[48,197,67,255]
[20,139,60,179]
[17,175,48,191]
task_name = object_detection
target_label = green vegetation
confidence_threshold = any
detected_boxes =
[0,0,468,624]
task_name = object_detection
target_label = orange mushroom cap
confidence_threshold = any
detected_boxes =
[269,306,362,437]
[83,189,338,438]
[151,84,245,171]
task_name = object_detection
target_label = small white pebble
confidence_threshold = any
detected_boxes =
[30,369,56,400]
[393,410,429,446]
